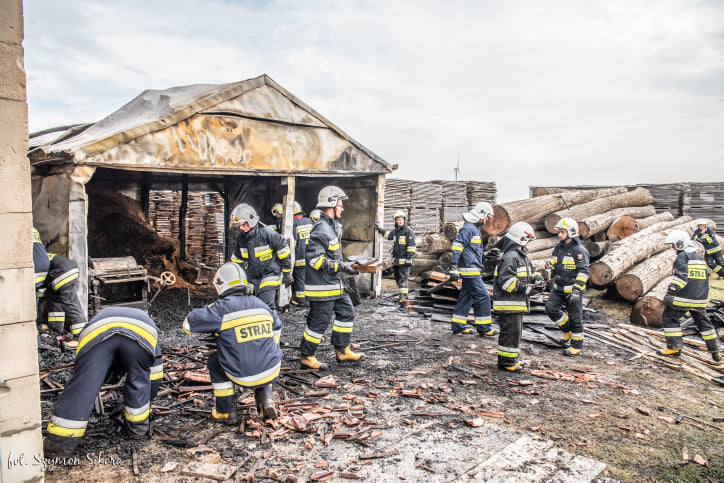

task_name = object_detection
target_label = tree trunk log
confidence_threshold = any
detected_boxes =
[420,233,452,255]
[444,221,465,240]
[525,236,559,253]
[632,211,675,232]
[485,187,629,236]
[545,187,653,234]
[582,240,608,259]
[437,251,452,270]
[410,257,440,275]
[528,247,554,261]
[531,187,571,197]
[605,215,637,240]
[614,250,676,302]
[588,217,694,286]
[578,205,656,239]
[630,276,672,328]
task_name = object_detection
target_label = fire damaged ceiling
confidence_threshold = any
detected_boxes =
[28,74,394,176]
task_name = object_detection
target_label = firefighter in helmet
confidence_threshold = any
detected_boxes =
[691,219,724,275]
[375,210,416,300]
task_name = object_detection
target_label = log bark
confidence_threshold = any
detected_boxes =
[410,257,440,275]
[578,205,656,239]
[528,247,554,261]
[582,240,608,259]
[545,187,653,234]
[443,222,464,240]
[630,276,672,328]
[485,187,629,236]
[632,211,675,232]
[531,187,572,197]
[605,215,637,240]
[437,251,452,270]
[614,250,676,302]
[525,236,559,253]
[588,217,694,286]
[420,233,452,255]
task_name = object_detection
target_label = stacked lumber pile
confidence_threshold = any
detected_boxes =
[149,191,225,266]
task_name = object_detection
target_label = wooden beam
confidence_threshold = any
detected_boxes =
[179,174,189,261]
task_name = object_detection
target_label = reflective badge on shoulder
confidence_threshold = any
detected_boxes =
[577,253,584,260]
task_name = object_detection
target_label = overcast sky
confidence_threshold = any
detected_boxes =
[23,0,724,202]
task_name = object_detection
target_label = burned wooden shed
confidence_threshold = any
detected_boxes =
[28,74,395,312]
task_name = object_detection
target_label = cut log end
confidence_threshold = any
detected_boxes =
[630,296,664,328]
[485,206,510,236]
[606,215,637,240]
[614,275,644,302]
[589,262,613,287]
[545,214,562,234]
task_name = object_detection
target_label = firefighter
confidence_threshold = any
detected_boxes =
[691,219,724,275]
[292,202,314,306]
[184,263,283,423]
[493,222,544,372]
[42,253,87,339]
[545,218,590,356]
[310,209,322,223]
[658,230,721,360]
[299,185,364,370]
[230,203,292,340]
[375,210,416,300]
[32,227,49,305]
[447,202,496,336]
[271,202,284,232]
[44,307,163,456]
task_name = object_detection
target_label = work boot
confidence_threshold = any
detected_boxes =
[563,347,581,357]
[335,346,366,363]
[453,328,474,335]
[559,331,572,347]
[657,348,681,357]
[712,351,721,362]
[478,327,499,337]
[498,363,522,373]
[43,434,76,457]
[211,408,239,425]
[301,355,328,371]
[254,386,277,421]
[290,298,304,307]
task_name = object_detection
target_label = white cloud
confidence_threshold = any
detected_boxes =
[23,0,724,202]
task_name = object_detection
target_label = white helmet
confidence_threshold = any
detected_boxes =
[665,230,690,251]
[463,201,493,223]
[695,219,708,227]
[317,185,348,208]
[393,210,407,221]
[310,209,322,221]
[213,262,250,296]
[506,222,536,246]
[231,203,259,228]
[555,217,579,237]
[271,203,284,217]
[293,201,304,215]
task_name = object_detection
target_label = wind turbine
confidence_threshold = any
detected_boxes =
[454,153,463,181]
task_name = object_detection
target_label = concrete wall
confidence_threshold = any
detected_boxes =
[0,1,44,481]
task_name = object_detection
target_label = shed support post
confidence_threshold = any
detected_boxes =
[179,174,188,261]
[279,176,296,308]
[373,174,385,297]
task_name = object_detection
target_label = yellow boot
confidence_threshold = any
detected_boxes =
[563,347,581,357]
[301,355,328,371]
[657,348,681,357]
[335,346,366,363]
[211,409,239,425]
[498,363,522,373]
[559,331,572,347]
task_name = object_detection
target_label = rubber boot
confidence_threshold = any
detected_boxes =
[212,395,238,425]
[478,327,499,337]
[254,386,277,421]
[335,346,366,363]
[563,347,581,357]
[498,363,522,373]
[43,433,77,457]
[301,355,328,371]
[453,327,474,335]
[657,348,681,357]
[559,331,572,347]
[711,351,721,362]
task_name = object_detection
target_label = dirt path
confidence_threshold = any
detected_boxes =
[40,287,724,482]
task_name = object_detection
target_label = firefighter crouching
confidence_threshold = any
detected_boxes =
[493,222,544,372]
[691,219,724,275]
[41,253,88,340]
[545,218,590,357]
[299,185,365,370]
[184,263,283,423]
[44,307,163,456]
[658,230,721,360]
[376,209,416,301]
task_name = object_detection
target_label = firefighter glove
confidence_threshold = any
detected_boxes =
[448,264,460,282]
[663,294,675,309]
[568,290,581,305]
[282,271,294,287]
[374,223,384,234]
[533,275,546,288]
[340,262,358,276]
